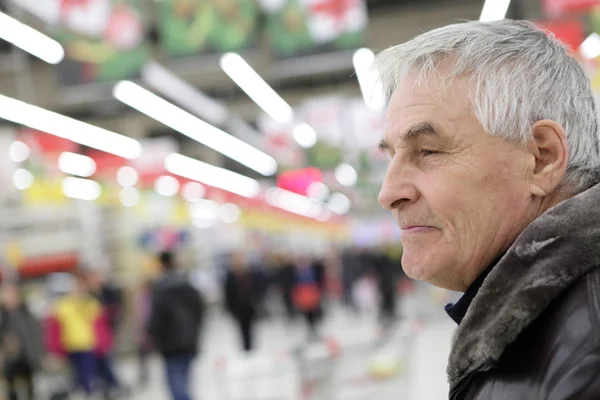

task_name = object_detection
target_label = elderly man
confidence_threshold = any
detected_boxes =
[376,20,600,400]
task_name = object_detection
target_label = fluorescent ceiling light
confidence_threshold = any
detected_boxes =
[154,175,180,197]
[581,33,600,60]
[192,217,216,229]
[220,52,294,124]
[119,186,140,207]
[58,152,96,178]
[62,177,102,201]
[182,182,206,202]
[219,203,241,223]
[0,94,141,159]
[353,48,386,111]
[335,163,358,187]
[479,0,511,22]
[13,168,33,190]
[142,62,229,126]
[0,11,64,64]
[315,207,332,222]
[113,81,277,176]
[189,199,219,220]
[292,123,318,148]
[329,192,351,215]
[267,187,325,219]
[165,153,261,198]
[116,166,138,187]
[307,182,329,201]
[8,141,30,163]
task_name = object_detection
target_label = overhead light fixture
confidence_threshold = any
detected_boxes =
[116,166,138,187]
[119,186,140,207]
[62,177,102,201]
[292,123,318,149]
[267,187,324,219]
[353,48,386,111]
[8,141,30,163]
[165,153,261,198]
[219,203,241,223]
[580,33,600,60]
[479,0,511,22]
[315,207,332,222]
[335,163,358,187]
[154,175,180,197]
[0,94,142,159]
[189,199,219,229]
[142,62,229,126]
[189,199,219,220]
[113,81,277,176]
[13,168,33,190]
[182,181,206,202]
[0,11,64,64]
[307,181,329,201]
[192,217,216,229]
[220,52,294,124]
[329,192,351,215]
[58,152,96,178]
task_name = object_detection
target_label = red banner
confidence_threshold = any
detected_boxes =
[537,19,585,50]
[543,0,600,16]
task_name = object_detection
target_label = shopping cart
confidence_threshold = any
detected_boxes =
[215,350,298,400]
[329,320,416,400]
[295,338,341,400]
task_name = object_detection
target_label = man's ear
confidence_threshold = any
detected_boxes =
[527,119,568,197]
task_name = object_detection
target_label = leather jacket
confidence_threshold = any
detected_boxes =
[448,184,600,400]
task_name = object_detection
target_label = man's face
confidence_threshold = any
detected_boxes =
[378,74,539,291]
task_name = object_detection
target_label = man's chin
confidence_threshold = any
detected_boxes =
[402,253,446,284]
[401,259,431,282]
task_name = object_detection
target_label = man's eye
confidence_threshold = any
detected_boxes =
[420,149,439,157]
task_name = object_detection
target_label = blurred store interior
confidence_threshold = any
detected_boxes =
[0,0,596,399]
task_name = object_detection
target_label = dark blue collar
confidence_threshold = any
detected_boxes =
[444,255,503,325]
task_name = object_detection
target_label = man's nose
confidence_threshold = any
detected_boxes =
[378,163,419,210]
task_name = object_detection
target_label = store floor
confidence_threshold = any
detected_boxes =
[117,305,456,400]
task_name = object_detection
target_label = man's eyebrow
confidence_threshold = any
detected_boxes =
[379,122,443,152]
[378,139,391,152]
[402,122,441,141]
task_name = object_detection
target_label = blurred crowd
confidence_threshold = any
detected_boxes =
[0,246,408,400]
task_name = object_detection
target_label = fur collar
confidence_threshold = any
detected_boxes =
[447,183,600,389]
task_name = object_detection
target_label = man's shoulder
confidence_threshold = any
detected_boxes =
[536,266,600,345]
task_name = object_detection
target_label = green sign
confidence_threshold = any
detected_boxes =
[157,0,260,57]
[265,0,367,58]
[55,0,151,86]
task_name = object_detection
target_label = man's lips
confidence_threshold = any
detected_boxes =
[400,225,437,233]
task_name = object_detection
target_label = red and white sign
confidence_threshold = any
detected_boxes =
[302,0,368,44]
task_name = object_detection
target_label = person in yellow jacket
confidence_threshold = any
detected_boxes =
[51,272,102,395]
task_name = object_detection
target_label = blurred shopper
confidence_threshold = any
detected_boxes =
[134,279,154,388]
[87,271,122,397]
[148,251,204,400]
[247,252,270,320]
[87,271,123,337]
[0,283,44,400]
[352,269,379,317]
[376,20,600,399]
[47,272,103,396]
[373,251,397,330]
[224,252,261,352]
[340,248,360,313]
[292,256,325,340]
[275,254,296,320]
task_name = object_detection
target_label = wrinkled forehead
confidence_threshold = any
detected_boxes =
[383,72,475,138]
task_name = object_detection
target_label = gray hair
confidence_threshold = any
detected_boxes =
[374,19,600,193]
